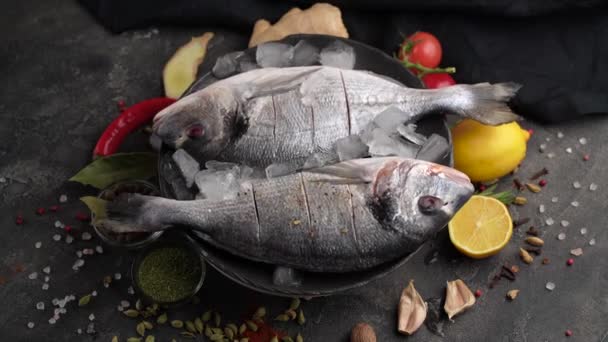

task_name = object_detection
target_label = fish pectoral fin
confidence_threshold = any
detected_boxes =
[104,193,170,233]
[238,66,322,100]
[307,157,401,184]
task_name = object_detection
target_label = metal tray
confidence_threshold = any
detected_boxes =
[158,34,453,297]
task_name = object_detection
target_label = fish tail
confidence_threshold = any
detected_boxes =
[102,194,170,233]
[426,82,522,125]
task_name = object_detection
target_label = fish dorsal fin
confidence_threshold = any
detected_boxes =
[237,66,323,100]
[307,157,402,184]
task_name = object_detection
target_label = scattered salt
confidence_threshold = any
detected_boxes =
[95,246,103,254]
[589,183,598,191]
[546,137,551,142]
[27,322,35,329]
[88,314,95,321]
[77,328,82,334]
[0,177,5,183]
[557,132,564,138]
[52,298,59,305]
[571,201,579,207]
[551,197,559,203]
[579,137,587,145]
[547,152,555,159]
[81,232,92,241]
[127,286,135,295]
[557,233,566,240]
[539,144,546,152]
[44,276,50,282]
[36,302,45,310]
[117,305,124,312]
[561,220,570,227]
[54,308,61,315]
[35,241,42,249]
[28,272,38,280]
[59,308,66,314]
[43,266,51,274]
[580,227,588,235]
[120,300,130,308]
[53,234,61,241]
[76,251,83,258]
[539,204,545,213]
[545,282,556,291]
[86,322,96,334]
[570,248,583,256]
[54,220,64,228]
[42,283,49,290]
[565,147,572,153]
[65,235,74,244]
[589,238,596,246]
[91,291,97,297]
[545,217,554,226]
[48,317,56,324]
[114,273,122,280]
[72,259,85,270]
[573,181,581,189]
[83,248,94,255]
[59,194,68,203]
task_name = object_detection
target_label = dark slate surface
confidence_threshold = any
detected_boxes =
[0,1,606,341]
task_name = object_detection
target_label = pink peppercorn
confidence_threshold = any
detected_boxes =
[565,330,572,337]
[64,225,72,233]
[36,207,46,216]
[474,289,482,297]
[567,258,574,266]
[49,205,60,212]
[538,179,547,187]
[15,215,24,225]
[583,154,590,161]
[527,128,534,136]
[75,212,90,222]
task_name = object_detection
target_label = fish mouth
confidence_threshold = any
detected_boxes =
[153,117,187,149]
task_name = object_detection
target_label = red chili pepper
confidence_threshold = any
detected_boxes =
[478,184,487,192]
[93,97,176,158]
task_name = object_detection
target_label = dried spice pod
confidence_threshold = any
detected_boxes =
[525,236,544,246]
[398,280,427,335]
[519,248,534,264]
[444,279,475,320]
[506,289,519,300]
[525,183,541,193]
[513,196,527,205]
[350,322,377,342]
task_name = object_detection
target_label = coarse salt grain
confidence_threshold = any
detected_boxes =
[557,233,566,240]
[59,195,68,203]
[27,322,35,329]
[114,273,122,280]
[88,314,95,321]
[42,283,49,290]
[573,181,581,189]
[28,272,38,280]
[580,227,588,235]
[579,137,587,145]
[77,328,82,334]
[570,248,583,256]
[545,218,554,226]
[83,248,94,255]
[117,305,124,312]
[545,282,556,291]
[95,246,103,254]
[589,238,596,246]
[36,302,45,310]
[127,286,135,295]
[546,137,551,142]
[52,298,59,305]
[547,152,555,159]
[81,232,92,241]
[43,266,51,274]
[571,201,579,207]
[35,242,42,249]
[53,234,61,241]
[551,197,559,203]
[49,317,56,324]
[561,220,570,227]
[539,204,545,213]
[44,276,50,282]
[557,132,564,138]
[539,144,546,152]
[565,147,572,153]
[91,291,97,297]
[120,300,130,308]
[589,183,598,191]
[65,235,74,244]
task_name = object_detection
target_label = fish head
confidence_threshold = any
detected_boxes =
[153,87,239,159]
[374,159,474,236]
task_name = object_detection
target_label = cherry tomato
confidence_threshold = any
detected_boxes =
[398,32,442,68]
[422,73,456,89]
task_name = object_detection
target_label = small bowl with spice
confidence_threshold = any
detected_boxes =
[92,180,164,248]
[131,231,206,306]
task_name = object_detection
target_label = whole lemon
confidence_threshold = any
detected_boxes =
[451,119,529,182]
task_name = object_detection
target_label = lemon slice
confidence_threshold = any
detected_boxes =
[448,195,513,259]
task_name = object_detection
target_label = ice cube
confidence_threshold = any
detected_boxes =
[367,128,419,158]
[417,134,449,162]
[212,51,243,79]
[319,41,355,69]
[373,107,407,133]
[148,134,162,152]
[265,162,298,178]
[172,149,200,188]
[335,135,369,161]
[293,40,319,66]
[256,42,294,68]
[303,152,338,169]
[397,124,428,146]
[194,168,241,200]
[204,160,239,171]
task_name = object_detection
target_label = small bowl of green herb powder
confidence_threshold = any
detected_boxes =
[132,232,205,305]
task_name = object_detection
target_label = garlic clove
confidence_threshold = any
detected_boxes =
[398,280,427,335]
[444,279,476,320]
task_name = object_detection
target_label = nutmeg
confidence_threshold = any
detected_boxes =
[351,322,376,342]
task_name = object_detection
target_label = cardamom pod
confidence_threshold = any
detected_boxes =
[239,323,247,335]
[224,327,234,339]
[270,336,279,342]
[142,321,153,330]
[180,331,195,339]
[253,307,266,320]
[210,334,224,341]
[127,338,142,342]
[144,336,155,342]
[297,310,305,325]
[519,248,534,264]
[525,183,541,193]
[275,314,290,322]
[111,336,118,342]
[240,338,249,342]
[289,298,301,311]
[136,323,146,337]
[286,309,297,320]
[296,333,304,342]
[226,323,238,335]
[194,317,204,334]
[156,313,167,325]
[211,327,223,335]
[205,326,213,337]
[78,294,92,307]
[282,337,294,342]
[214,312,221,327]
[398,280,427,335]
[513,196,527,205]
[246,320,258,332]
[124,309,139,318]
[444,279,476,320]
[201,310,212,322]
[170,320,184,329]
[185,320,196,334]
[135,299,143,311]
[525,236,544,246]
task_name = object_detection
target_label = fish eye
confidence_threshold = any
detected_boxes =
[418,195,444,215]
[186,124,205,138]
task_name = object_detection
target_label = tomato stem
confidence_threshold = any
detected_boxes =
[400,59,456,78]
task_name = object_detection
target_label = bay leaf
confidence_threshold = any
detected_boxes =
[69,152,157,189]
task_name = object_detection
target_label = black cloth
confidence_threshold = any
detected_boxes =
[79,0,608,123]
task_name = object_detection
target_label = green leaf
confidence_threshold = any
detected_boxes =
[477,183,498,196]
[69,152,157,189]
[80,196,108,223]
[488,191,516,205]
